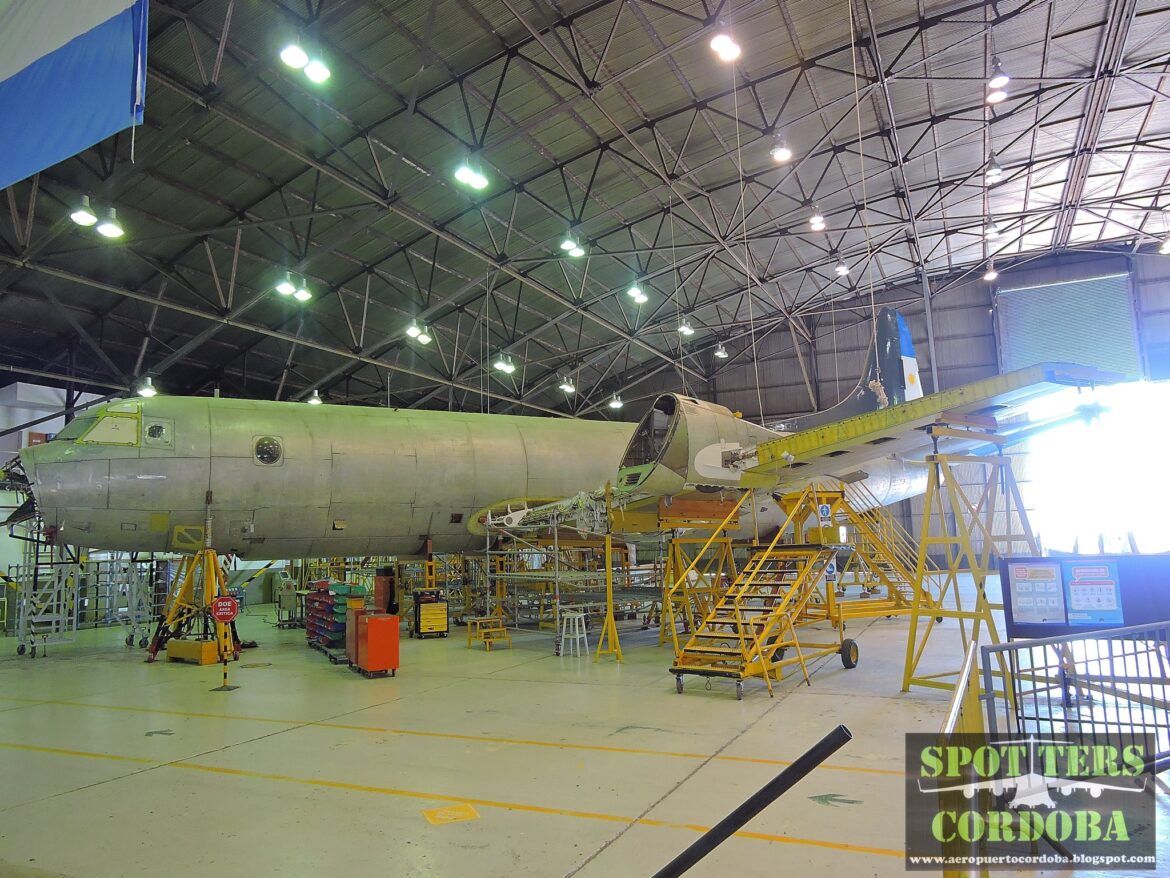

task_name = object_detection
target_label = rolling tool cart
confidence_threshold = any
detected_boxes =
[411,588,448,638]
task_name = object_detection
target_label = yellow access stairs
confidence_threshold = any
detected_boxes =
[671,544,856,700]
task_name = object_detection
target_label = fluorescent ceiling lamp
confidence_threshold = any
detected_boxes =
[307,388,323,405]
[406,321,421,338]
[983,262,999,282]
[987,56,1010,90]
[280,43,308,69]
[276,273,296,296]
[293,286,312,302]
[70,195,97,226]
[136,377,157,398]
[416,325,432,344]
[607,395,623,409]
[569,245,585,258]
[770,137,792,163]
[714,343,729,359]
[834,262,849,277]
[303,58,330,83]
[96,208,124,238]
[559,378,575,394]
[678,320,695,336]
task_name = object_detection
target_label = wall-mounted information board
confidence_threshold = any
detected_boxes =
[1002,555,1169,638]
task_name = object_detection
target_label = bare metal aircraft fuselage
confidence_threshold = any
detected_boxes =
[16,397,635,558]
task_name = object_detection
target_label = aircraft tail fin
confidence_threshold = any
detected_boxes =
[772,307,923,432]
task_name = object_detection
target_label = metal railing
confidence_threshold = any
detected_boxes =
[981,621,1170,756]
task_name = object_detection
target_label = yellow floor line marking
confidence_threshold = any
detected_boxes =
[0,696,903,777]
[0,741,903,859]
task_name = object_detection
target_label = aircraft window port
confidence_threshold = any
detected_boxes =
[254,436,283,465]
[147,424,165,440]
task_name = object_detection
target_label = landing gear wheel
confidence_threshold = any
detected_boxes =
[675,675,684,694]
[840,638,859,669]
[17,643,26,656]
[735,681,744,700]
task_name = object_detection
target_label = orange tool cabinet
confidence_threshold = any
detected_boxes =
[355,613,399,678]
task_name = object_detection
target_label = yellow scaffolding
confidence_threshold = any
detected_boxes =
[902,427,1036,693]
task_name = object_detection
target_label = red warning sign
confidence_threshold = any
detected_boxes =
[210,595,239,623]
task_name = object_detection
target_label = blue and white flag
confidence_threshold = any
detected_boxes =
[0,0,148,190]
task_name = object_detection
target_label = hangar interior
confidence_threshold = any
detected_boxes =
[1,1,1169,876]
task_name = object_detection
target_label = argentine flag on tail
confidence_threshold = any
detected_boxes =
[895,311,923,400]
[0,0,148,190]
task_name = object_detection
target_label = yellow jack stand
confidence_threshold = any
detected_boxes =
[146,548,238,664]
[593,486,623,663]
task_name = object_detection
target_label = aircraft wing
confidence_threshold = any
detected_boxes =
[739,362,1119,490]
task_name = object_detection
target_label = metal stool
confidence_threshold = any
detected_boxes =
[559,611,589,656]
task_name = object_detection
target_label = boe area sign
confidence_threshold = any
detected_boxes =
[210,596,239,623]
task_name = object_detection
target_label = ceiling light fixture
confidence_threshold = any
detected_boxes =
[985,153,1004,184]
[983,261,999,282]
[714,343,729,359]
[406,321,421,338]
[96,208,124,238]
[276,273,296,296]
[678,320,695,336]
[632,290,648,304]
[834,261,850,277]
[709,25,741,62]
[627,284,642,299]
[454,155,489,190]
[293,285,312,302]
[770,136,792,163]
[608,395,623,410]
[493,354,516,374]
[136,376,157,398]
[303,58,330,83]
[70,195,98,227]
[307,388,323,405]
[280,43,309,69]
[809,209,825,231]
[416,325,432,344]
[569,245,586,258]
[984,219,1001,240]
[559,377,576,394]
[561,230,578,251]
[987,56,1010,90]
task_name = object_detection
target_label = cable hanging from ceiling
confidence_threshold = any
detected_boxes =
[721,0,766,424]
[847,0,881,391]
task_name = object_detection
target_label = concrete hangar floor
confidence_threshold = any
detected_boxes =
[0,610,1164,877]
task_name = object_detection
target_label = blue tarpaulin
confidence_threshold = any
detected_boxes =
[0,0,148,190]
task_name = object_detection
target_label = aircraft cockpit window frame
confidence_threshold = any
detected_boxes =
[53,415,96,441]
[77,414,140,446]
[254,435,284,466]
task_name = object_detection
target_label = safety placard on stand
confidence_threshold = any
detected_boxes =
[210,595,239,623]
